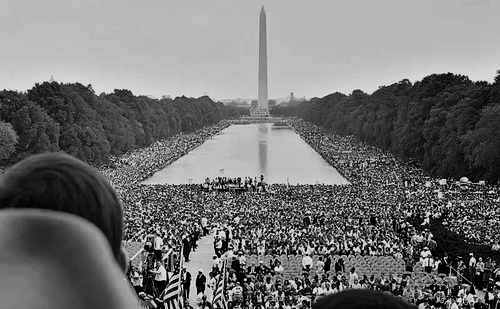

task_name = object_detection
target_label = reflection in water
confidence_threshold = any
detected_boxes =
[258,124,268,177]
[258,140,268,176]
[143,123,349,185]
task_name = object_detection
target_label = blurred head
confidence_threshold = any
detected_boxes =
[313,289,416,309]
[0,153,126,269]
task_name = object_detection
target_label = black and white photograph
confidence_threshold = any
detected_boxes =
[0,1,499,309]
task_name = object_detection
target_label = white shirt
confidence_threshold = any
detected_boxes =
[313,287,324,296]
[469,256,476,267]
[155,264,167,281]
[302,255,313,268]
[154,236,163,250]
[348,272,359,286]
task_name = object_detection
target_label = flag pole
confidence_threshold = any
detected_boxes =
[221,259,226,293]
[213,258,228,309]
[221,259,227,309]
[178,243,184,305]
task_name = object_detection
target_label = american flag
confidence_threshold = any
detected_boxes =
[212,260,227,309]
[160,249,184,309]
[162,272,183,309]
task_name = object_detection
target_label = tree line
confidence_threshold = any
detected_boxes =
[0,82,247,165]
[272,72,500,183]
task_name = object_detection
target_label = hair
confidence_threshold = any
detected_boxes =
[0,152,123,260]
[313,289,416,309]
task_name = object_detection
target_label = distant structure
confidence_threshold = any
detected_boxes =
[49,75,55,82]
[250,6,270,118]
[220,98,252,107]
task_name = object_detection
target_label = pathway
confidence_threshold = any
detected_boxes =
[185,233,215,307]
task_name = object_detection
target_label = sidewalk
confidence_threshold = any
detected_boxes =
[185,234,215,307]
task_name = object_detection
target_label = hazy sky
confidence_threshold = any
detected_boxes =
[1,0,499,99]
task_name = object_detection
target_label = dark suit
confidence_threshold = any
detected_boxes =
[183,271,191,300]
[195,273,206,295]
[182,238,191,262]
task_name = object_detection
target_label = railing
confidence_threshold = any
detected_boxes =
[448,265,474,287]
[130,248,145,262]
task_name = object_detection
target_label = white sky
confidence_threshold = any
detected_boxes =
[0,0,499,99]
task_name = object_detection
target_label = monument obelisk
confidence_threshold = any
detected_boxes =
[255,6,269,117]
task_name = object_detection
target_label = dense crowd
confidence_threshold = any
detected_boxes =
[103,119,500,309]
[100,122,229,190]
[291,120,500,249]
[223,250,500,309]
[1,117,499,308]
[202,176,267,192]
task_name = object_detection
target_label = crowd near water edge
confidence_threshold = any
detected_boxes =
[99,119,500,309]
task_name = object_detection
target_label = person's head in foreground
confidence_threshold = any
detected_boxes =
[313,289,416,309]
[0,209,139,309]
[0,152,127,270]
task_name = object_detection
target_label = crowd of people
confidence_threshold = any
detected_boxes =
[101,122,230,192]
[1,118,498,309]
[202,176,267,192]
[291,120,499,250]
[110,119,499,308]
[222,251,498,309]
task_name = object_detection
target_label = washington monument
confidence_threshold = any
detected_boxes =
[252,6,270,117]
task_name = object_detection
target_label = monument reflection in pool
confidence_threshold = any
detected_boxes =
[142,123,349,185]
[258,124,268,177]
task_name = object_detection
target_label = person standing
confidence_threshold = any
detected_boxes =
[201,217,208,236]
[214,236,223,257]
[183,235,192,262]
[324,255,332,273]
[302,254,313,272]
[153,231,163,259]
[196,269,207,295]
[348,267,359,288]
[475,257,485,289]
[150,258,167,298]
[191,229,200,252]
[183,268,192,301]
[468,253,477,281]
[129,265,143,295]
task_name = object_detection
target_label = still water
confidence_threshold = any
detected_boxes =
[143,123,349,185]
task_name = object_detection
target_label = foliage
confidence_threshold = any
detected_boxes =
[0,82,247,165]
[272,72,500,183]
[0,121,18,161]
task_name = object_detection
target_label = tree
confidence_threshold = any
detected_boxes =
[463,103,500,183]
[0,91,60,160]
[0,121,18,160]
[274,71,500,182]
